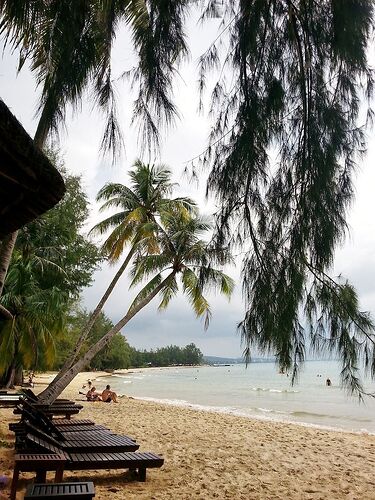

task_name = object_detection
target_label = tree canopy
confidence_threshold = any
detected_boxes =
[0,158,100,385]
[1,0,374,396]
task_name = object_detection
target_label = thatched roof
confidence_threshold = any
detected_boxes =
[0,100,66,239]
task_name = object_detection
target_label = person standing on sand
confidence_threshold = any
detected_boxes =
[101,384,118,403]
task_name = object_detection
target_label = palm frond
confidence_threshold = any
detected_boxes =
[158,275,178,310]
[129,272,163,311]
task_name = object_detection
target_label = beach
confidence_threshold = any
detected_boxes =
[1,371,375,499]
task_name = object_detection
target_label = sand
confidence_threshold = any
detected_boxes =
[1,371,375,499]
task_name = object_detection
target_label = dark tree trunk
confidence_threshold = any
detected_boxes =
[4,363,16,388]
[14,365,23,385]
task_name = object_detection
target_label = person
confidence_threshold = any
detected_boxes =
[326,378,332,386]
[101,384,118,403]
[28,371,35,387]
[86,386,101,401]
[82,379,92,389]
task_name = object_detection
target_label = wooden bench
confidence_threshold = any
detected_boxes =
[11,449,164,494]
[24,481,95,499]
[10,453,66,500]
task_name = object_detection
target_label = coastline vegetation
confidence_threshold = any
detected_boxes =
[55,306,204,371]
[0,156,230,395]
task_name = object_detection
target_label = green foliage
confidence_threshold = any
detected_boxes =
[54,306,132,371]
[0,1,190,155]
[191,0,374,397]
[0,161,100,378]
[130,343,204,367]
[91,160,196,262]
[17,158,100,298]
[129,209,234,329]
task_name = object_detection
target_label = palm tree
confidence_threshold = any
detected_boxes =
[0,250,66,387]
[53,160,196,380]
[38,209,234,403]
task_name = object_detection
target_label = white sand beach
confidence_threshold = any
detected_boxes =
[1,371,375,499]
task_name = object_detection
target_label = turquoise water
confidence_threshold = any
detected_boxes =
[98,360,375,433]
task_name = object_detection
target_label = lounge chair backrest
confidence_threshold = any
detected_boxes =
[24,421,63,446]
[25,433,65,455]
[17,402,65,440]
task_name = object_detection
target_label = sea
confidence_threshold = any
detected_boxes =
[98,360,375,434]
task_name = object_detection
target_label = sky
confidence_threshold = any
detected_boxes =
[1,11,375,358]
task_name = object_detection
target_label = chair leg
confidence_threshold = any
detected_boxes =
[10,466,19,500]
[138,468,146,482]
[35,470,46,482]
[55,466,64,482]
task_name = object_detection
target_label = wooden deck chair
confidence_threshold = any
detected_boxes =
[12,436,164,485]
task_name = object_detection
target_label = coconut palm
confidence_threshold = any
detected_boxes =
[54,160,196,379]
[0,250,66,386]
[38,209,234,403]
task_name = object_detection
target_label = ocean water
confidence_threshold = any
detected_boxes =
[98,360,375,434]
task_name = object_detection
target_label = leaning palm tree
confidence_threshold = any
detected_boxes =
[54,160,196,379]
[38,209,234,403]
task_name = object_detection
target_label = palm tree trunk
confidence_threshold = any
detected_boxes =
[53,247,136,380]
[38,271,176,403]
[0,232,18,298]
[5,362,16,388]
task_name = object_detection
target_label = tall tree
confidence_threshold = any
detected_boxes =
[0,165,100,386]
[2,1,374,394]
[55,160,195,379]
[0,0,189,295]
[196,0,375,395]
[38,209,234,402]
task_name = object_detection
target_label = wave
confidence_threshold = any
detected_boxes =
[133,396,374,435]
[111,373,145,380]
[251,387,300,393]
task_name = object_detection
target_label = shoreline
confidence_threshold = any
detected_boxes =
[29,369,375,436]
[100,367,375,437]
[1,371,375,498]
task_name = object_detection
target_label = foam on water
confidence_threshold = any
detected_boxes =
[100,361,375,434]
[133,395,375,435]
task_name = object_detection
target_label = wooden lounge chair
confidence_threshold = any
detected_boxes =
[10,453,66,500]
[13,404,110,436]
[54,418,95,426]
[12,448,164,492]
[24,481,95,499]
[11,418,139,454]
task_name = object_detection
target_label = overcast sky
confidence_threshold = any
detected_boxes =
[1,12,375,357]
